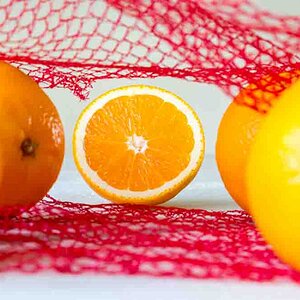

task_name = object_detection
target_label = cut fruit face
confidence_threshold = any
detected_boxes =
[73,85,205,205]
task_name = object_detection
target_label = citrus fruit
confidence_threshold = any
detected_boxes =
[0,62,64,208]
[73,85,205,205]
[216,72,300,211]
[247,79,300,271]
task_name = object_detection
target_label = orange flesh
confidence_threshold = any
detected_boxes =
[84,95,194,191]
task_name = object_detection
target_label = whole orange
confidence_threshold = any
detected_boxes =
[216,72,299,211]
[247,79,300,270]
[0,62,64,208]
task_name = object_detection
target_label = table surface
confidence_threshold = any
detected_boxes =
[1,155,300,299]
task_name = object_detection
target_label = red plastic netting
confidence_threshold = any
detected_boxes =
[1,0,299,109]
[1,0,300,281]
[0,195,299,283]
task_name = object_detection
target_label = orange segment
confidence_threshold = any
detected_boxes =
[73,85,205,205]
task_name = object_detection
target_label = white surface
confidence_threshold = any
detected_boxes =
[1,274,300,300]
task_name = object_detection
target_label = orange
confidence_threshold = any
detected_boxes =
[73,85,205,205]
[0,62,64,208]
[247,79,300,271]
[216,72,299,211]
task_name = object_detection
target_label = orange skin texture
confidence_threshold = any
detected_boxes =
[0,62,64,208]
[216,102,263,211]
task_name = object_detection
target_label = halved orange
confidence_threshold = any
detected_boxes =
[73,85,205,205]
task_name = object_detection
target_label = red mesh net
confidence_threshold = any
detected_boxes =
[0,195,299,282]
[0,0,300,281]
[1,0,299,109]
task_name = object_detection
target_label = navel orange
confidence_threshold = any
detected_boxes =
[73,85,205,205]
[0,62,64,208]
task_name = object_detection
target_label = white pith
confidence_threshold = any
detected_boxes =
[127,134,148,154]
[74,85,204,199]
